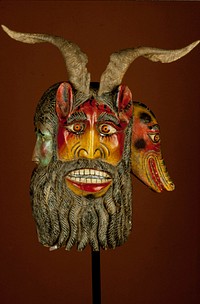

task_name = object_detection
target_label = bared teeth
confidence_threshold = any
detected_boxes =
[67,169,111,184]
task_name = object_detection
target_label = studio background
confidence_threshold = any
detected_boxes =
[0,1,199,303]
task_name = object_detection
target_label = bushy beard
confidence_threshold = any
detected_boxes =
[30,156,133,251]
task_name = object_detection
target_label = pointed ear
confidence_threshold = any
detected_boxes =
[116,85,133,121]
[56,82,73,120]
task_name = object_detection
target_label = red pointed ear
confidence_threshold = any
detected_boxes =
[56,82,73,120]
[116,85,133,121]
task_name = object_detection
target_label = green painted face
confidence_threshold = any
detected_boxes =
[32,122,53,166]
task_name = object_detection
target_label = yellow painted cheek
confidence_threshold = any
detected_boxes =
[101,134,123,165]
[58,132,81,161]
[106,153,121,165]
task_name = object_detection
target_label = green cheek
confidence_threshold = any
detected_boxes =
[40,139,53,166]
[34,134,53,166]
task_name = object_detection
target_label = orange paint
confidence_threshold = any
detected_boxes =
[57,99,127,166]
[56,98,129,196]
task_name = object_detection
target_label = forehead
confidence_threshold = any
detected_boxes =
[69,98,118,120]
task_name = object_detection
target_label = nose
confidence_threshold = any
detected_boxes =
[32,145,40,164]
[74,129,108,160]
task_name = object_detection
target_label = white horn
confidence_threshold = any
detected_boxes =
[2,25,90,95]
[98,41,200,95]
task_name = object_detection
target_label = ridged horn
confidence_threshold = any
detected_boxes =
[98,41,200,96]
[1,25,90,95]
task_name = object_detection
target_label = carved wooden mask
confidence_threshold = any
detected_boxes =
[2,25,199,251]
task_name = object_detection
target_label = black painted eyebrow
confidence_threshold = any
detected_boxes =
[38,129,45,136]
[34,126,44,135]
[97,112,120,126]
[65,112,87,124]
[133,101,156,119]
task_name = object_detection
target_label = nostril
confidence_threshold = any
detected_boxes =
[94,148,103,159]
[75,143,109,159]
[77,148,88,158]
[32,158,40,165]
[32,154,40,164]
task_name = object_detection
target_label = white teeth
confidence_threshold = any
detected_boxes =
[85,169,89,175]
[67,169,111,184]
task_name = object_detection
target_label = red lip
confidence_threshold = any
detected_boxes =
[66,178,111,193]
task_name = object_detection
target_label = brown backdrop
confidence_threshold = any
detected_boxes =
[0,1,199,304]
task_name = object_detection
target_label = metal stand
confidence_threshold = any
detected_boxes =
[91,250,101,304]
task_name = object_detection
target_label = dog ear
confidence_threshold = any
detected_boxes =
[56,82,73,121]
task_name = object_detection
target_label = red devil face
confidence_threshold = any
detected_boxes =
[56,82,133,197]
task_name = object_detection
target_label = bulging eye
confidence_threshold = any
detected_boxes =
[66,123,85,134]
[148,133,160,143]
[99,124,117,136]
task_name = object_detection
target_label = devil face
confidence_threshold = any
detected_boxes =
[57,98,129,197]
[54,82,133,198]
[30,83,133,251]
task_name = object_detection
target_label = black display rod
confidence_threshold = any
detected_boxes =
[91,250,101,304]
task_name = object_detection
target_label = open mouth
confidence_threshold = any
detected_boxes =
[66,169,112,193]
[148,157,164,192]
[147,155,175,192]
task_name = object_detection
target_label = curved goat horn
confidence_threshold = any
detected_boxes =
[98,41,200,96]
[2,25,90,95]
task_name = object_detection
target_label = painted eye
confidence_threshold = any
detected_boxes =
[67,123,85,134]
[148,133,160,143]
[99,124,117,136]
[37,129,52,141]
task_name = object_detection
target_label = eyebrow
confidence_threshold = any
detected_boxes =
[97,112,120,126]
[65,112,87,124]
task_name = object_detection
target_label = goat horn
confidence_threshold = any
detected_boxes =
[98,41,200,95]
[1,25,90,95]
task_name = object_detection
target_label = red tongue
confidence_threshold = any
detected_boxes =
[66,178,111,193]
[148,158,164,192]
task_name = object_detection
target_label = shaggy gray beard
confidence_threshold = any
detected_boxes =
[30,156,133,251]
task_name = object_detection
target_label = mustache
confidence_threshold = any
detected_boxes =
[58,158,117,176]
[34,157,123,180]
